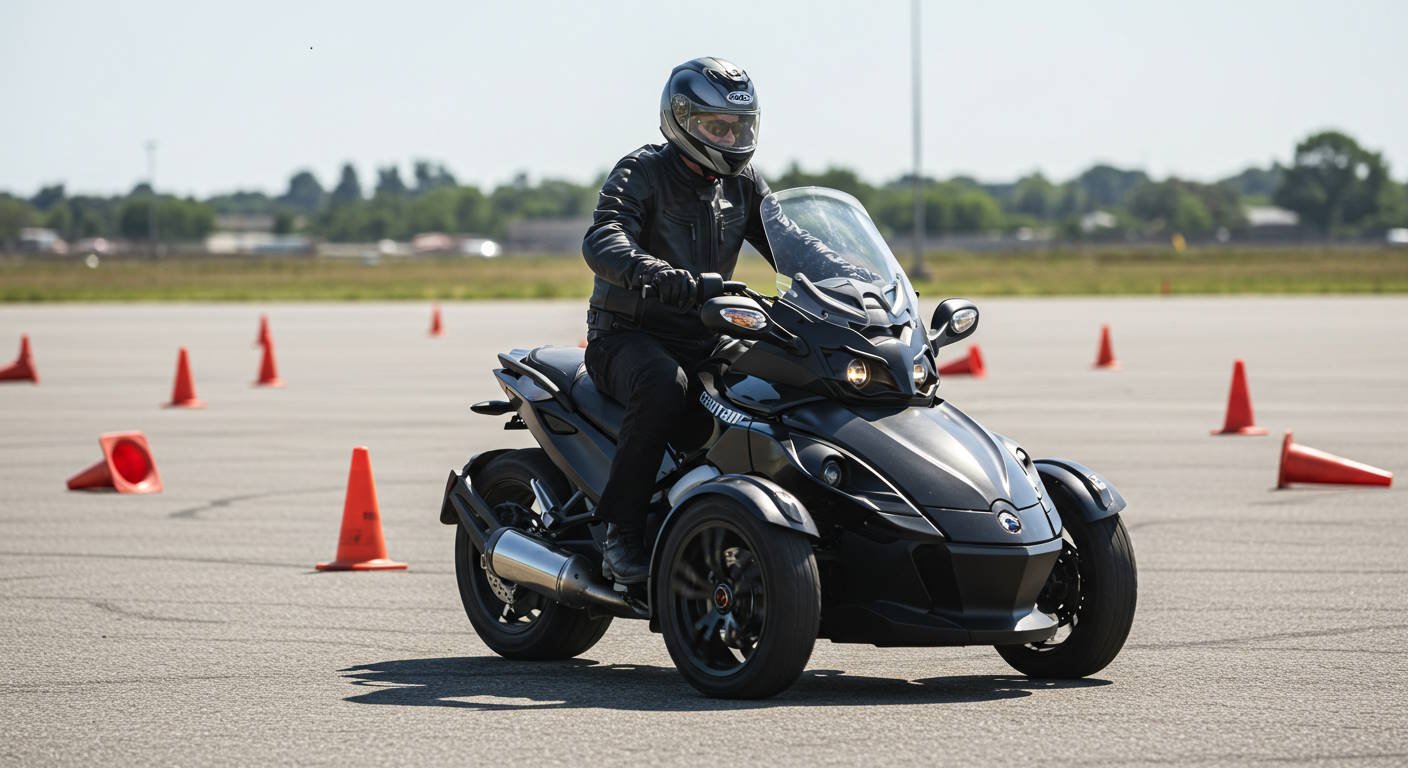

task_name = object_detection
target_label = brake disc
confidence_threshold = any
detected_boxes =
[480,552,518,605]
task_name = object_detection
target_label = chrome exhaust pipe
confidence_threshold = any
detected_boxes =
[484,528,637,616]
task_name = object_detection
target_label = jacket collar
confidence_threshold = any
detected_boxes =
[662,143,720,190]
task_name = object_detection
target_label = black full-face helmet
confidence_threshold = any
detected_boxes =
[659,57,759,177]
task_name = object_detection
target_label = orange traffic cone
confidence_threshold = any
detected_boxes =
[1277,430,1392,489]
[938,345,986,378]
[430,305,444,337]
[254,339,284,387]
[1093,324,1119,370]
[164,347,206,409]
[66,432,163,494]
[317,446,407,571]
[1211,359,1266,435]
[255,314,271,349]
[0,334,38,383]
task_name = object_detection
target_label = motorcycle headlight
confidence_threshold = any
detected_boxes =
[820,458,845,487]
[845,358,870,388]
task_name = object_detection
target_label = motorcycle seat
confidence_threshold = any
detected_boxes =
[523,346,625,439]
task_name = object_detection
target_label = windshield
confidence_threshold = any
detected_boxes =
[761,187,906,294]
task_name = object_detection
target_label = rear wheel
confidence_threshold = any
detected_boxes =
[656,497,820,699]
[996,506,1137,678]
[454,449,611,660]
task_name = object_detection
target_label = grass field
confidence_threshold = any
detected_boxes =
[2,246,1406,301]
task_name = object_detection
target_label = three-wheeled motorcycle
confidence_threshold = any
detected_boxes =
[440,187,1136,699]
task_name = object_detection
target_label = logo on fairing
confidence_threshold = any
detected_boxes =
[699,392,748,425]
[725,91,753,105]
[997,511,1023,534]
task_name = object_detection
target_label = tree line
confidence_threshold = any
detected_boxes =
[2,130,1405,249]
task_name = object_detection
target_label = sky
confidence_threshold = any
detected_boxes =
[2,0,1405,198]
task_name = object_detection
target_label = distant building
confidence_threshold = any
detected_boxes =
[506,217,592,253]
[214,214,274,233]
[18,227,67,253]
[1079,210,1119,234]
[1242,205,1301,241]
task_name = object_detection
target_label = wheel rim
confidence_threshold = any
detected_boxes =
[467,485,547,634]
[667,522,767,677]
[1028,531,1084,651]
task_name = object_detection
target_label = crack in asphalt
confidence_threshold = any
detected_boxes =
[0,551,305,569]
[1131,622,1408,650]
[169,486,345,520]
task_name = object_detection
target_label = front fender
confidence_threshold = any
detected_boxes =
[652,474,819,555]
[1034,459,1126,523]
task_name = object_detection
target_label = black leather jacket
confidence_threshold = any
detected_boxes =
[583,143,774,342]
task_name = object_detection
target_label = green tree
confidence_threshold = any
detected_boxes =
[330,163,363,206]
[375,166,408,198]
[279,170,325,214]
[1218,164,1283,203]
[1274,130,1395,234]
[30,183,66,212]
[1073,165,1149,210]
[1129,181,1213,236]
[773,163,876,210]
[0,195,38,245]
[413,161,458,195]
[1011,173,1060,219]
[118,197,215,241]
[43,202,73,238]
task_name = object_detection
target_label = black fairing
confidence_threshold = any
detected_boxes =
[771,399,1056,545]
[726,275,936,405]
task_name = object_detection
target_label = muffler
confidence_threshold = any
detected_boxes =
[483,527,639,617]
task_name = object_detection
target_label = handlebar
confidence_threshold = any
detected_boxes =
[639,272,748,305]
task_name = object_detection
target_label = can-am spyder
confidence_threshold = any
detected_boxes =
[439,187,1136,699]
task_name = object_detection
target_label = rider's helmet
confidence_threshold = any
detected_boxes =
[659,57,760,177]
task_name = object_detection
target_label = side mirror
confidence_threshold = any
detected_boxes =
[929,298,979,351]
[701,296,771,340]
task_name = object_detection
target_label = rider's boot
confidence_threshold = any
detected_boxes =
[602,523,649,584]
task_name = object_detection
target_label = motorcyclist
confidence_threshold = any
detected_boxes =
[581,56,771,583]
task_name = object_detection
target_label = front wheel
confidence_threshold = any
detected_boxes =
[996,509,1137,678]
[656,497,821,699]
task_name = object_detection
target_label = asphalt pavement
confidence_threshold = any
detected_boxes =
[2,297,1405,766]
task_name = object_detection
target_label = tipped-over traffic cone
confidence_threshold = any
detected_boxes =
[317,447,407,571]
[1212,359,1265,435]
[254,340,284,387]
[164,347,206,409]
[66,431,162,494]
[430,305,444,337]
[1277,430,1392,489]
[1093,324,1119,369]
[938,345,986,378]
[0,334,38,383]
[255,314,271,349]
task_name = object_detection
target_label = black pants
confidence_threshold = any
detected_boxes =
[583,331,714,527]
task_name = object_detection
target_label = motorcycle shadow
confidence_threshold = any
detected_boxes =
[339,656,1110,711]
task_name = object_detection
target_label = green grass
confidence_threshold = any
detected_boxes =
[2,246,1406,302]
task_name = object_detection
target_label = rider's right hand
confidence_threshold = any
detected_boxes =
[652,268,698,309]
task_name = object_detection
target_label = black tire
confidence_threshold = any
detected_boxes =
[656,497,820,699]
[454,449,611,660]
[996,505,1137,678]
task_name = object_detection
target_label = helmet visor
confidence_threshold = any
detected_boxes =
[685,111,759,152]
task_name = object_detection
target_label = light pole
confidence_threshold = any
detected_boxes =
[909,0,928,280]
[146,140,158,258]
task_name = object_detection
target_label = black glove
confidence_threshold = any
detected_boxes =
[652,268,698,309]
